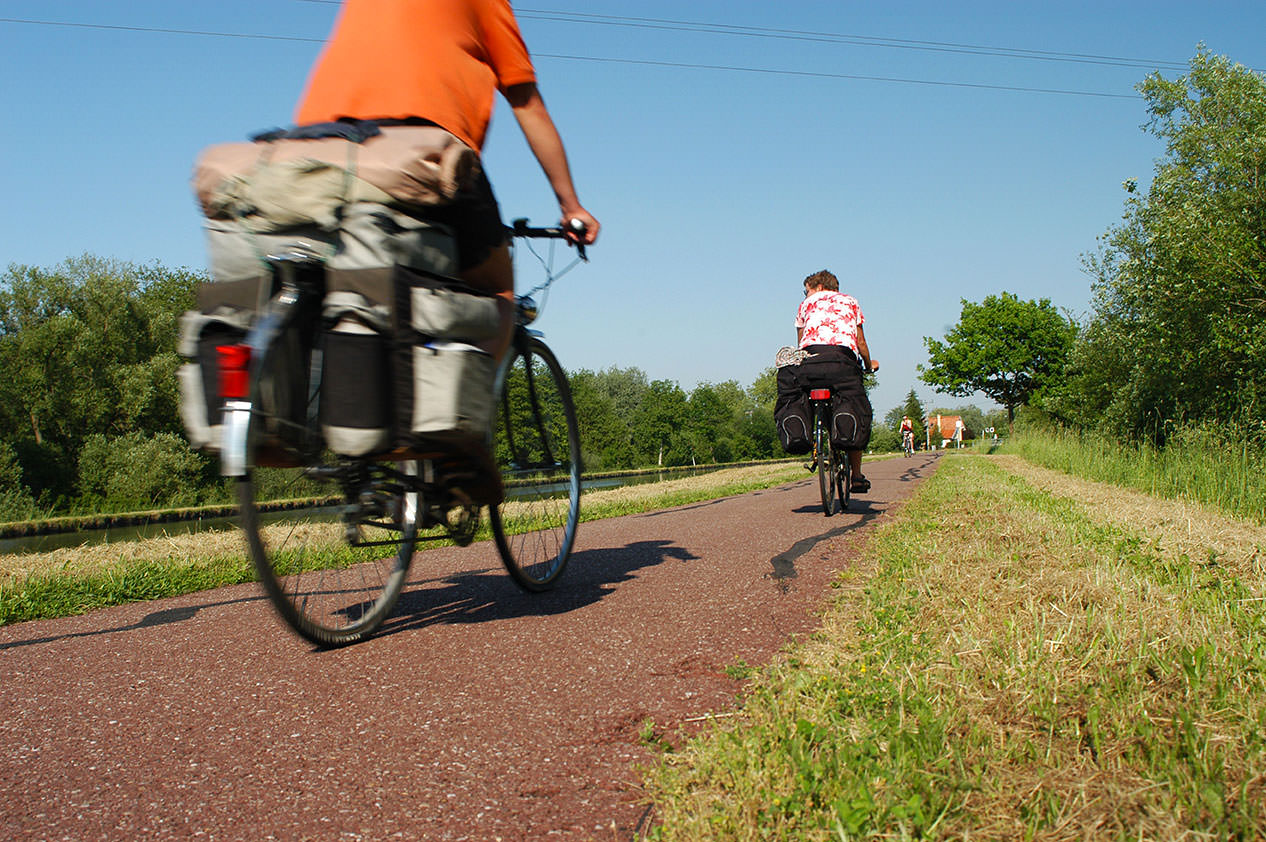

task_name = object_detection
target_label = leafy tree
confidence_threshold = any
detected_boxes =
[1066,48,1266,439]
[588,366,650,421]
[0,441,36,521]
[77,432,205,512]
[685,383,736,464]
[631,380,689,466]
[868,426,899,453]
[920,292,1076,426]
[748,367,777,409]
[0,256,202,510]
[884,389,926,434]
[0,256,199,456]
[568,370,635,471]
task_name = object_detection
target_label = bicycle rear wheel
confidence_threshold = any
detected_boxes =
[238,331,417,647]
[837,446,852,512]
[816,410,837,516]
[489,336,581,590]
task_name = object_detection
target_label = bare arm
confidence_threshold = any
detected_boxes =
[504,82,599,243]
[856,324,878,371]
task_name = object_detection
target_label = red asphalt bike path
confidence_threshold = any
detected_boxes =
[0,453,940,841]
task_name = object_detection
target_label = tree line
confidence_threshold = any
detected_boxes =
[919,49,1265,454]
[0,257,795,520]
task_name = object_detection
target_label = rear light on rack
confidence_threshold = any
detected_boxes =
[809,388,831,401]
[216,344,251,400]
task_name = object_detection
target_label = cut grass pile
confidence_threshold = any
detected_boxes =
[643,453,1266,840]
[0,461,810,625]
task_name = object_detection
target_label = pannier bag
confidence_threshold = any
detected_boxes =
[180,123,496,458]
[774,361,812,455]
[827,391,872,451]
[773,345,873,453]
[392,265,499,447]
[178,311,248,452]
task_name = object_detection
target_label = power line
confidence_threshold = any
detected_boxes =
[0,16,1145,99]
[515,9,1191,72]
[535,53,1139,99]
[0,17,322,43]
[291,1,1193,72]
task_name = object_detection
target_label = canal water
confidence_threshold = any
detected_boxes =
[0,466,722,556]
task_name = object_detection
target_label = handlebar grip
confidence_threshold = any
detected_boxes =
[565,218,588,262]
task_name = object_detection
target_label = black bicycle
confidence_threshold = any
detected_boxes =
[808,387,850,516]
[219,219,587,647]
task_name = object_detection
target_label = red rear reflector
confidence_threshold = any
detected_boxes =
[809,388,831,400]
[216,344,251,400]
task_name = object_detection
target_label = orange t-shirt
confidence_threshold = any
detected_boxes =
[294,0,536,152]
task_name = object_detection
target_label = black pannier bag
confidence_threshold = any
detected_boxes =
[319,290,392,456]
[827,390,872,450]
[795,345,873,451]
[774,363,813,454]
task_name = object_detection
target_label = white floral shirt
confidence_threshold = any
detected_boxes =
[796,290,863,353]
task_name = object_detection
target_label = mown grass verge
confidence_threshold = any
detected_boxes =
[0,461,812,626]
[641,453,1266,840]
[1001,423,1266,526]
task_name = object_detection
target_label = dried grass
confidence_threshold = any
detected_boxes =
[990,453,1266,593]
[1,463,805,588]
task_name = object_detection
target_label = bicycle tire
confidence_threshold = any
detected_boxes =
[489,336,581,590]
[238,323,417,648]
[838,445,852,512]
[816,408,837,516]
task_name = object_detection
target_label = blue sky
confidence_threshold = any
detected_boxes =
[3,1,1265,419]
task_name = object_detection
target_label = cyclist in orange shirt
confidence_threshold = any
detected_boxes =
[295,0,600,360]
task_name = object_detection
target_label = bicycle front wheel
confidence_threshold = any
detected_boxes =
[816,410,837,517]
[237,334,417,647]
[489,336,581,590]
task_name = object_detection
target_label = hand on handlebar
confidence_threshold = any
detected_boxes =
[869,358,880,372]
[561,208,600,245]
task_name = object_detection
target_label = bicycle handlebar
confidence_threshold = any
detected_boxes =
[508,217,588,261]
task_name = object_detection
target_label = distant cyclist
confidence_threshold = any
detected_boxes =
[900,415,914,456]
[793,270,877,493]
[295,0,600,361]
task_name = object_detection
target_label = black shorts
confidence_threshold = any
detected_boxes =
[418,167,508,272]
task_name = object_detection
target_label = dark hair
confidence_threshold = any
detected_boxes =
[803,270,839,292]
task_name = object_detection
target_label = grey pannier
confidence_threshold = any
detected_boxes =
[391,265,499,447]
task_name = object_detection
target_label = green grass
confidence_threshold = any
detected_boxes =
[642,453,1266,840]
[0,552,256,625]
[1000,422,1266,525]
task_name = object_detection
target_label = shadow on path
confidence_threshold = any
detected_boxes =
[768,508,882,592]
[376,539,701,638]
[0,593,264,651]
